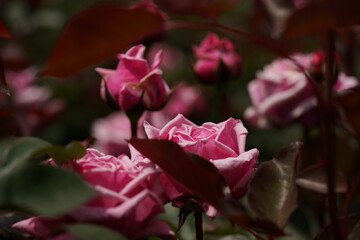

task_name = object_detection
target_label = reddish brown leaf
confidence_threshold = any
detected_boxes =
[283,0,360,38]
[40,4,165,78]
[296,165,347,194]
[129,138,227,208]
[247,141,302,230]
[0,22,11,39]
[155,0,236,18]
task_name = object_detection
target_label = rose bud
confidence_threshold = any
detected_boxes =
[193,33,243,84]
[96,44,170,112]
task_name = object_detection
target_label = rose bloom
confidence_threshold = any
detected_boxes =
[193,33,243,83]
[142,114,259,216]
[244,53,359,128]
[96,45,170,111]
[91,83,207,156]
[13,149,175,240]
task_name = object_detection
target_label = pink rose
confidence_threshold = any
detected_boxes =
[96,44,170,111]
[244,53,359,128]
[13,149,174,239]
[91,83,206,156]
[193,33,243,83]
[143,114,258,216]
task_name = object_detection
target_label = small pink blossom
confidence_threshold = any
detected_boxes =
[193,33,243,83]
[244,53,359,128]
[142,114,258,216]
[96,45,170,111]
[13,149,175,239]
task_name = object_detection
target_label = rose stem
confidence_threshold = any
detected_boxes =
[342,158,360,237]
[194,210,203,240]
[320,30,342,240]
[126,111,142,138]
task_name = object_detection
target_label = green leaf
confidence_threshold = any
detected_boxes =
[66,223,127,240]
[247,141,302,229]
[296,165,347,194]
[8,165,95,216]
[46,141,86,163]
[0,137,50,172]
[129,138,228,209]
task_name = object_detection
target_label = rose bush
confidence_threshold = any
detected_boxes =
[193,33,243,83]
[96,44,170,111]
[244,53,359,128]
[142,114,258,216]
[13,149,175,239]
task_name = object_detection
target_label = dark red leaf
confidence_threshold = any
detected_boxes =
[40,4,165,78]
[154,0,236,18]
[283,0,360,38]
[129,138,227,208]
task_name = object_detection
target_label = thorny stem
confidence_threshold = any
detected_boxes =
[320,30,342,240]
[194,210,203,240]
[166,20,289,56]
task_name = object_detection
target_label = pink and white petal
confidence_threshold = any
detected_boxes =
[12,217,64,238]
[144,121,161,139]
[95,68,116,79]
[183,139,237,160]
[157,114,196,139]
[211,148,258,198]
[151,50,163,69]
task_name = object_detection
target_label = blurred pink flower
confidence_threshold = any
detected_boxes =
[91,83,206,156]
[143,114,258,217]
[96,45,170,112]
[244,53,359,128]
[13,149,175,239]
[0,68,64,135]
[147,42,184,71]
[193,33,242,83]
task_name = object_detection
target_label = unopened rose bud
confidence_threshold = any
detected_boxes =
[96,45,170,112]
[193,33,243,84]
